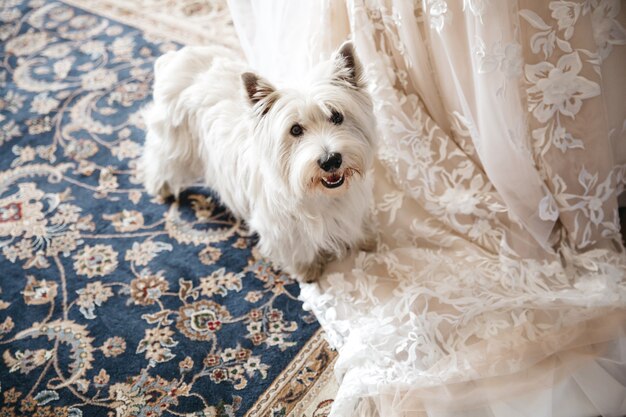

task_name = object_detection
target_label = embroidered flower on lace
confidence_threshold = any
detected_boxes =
[549,1,581,40]
[501,42,524,77]
[526,52,600,123]
[438,186,480,215]
[574,167,614,225]
[538,193,560,222]
[591,0,626,60]
[474,38,523,78]
[427,0,450,32]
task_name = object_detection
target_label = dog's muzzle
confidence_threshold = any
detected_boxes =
[318,152,345,189]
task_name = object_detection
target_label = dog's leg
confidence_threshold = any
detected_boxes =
[141,131,175,198]
[139,112,202,198]
[295,251,333,283]
[358,217,377,253]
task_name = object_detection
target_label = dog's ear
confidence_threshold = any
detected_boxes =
[241,72,278,116]
[333,41,364,89]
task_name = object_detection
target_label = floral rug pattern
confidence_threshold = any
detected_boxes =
[0,1,324,416]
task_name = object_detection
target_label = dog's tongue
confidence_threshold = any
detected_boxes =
[325,173,341,183]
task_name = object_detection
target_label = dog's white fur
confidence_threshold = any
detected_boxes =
[140,42,376,282]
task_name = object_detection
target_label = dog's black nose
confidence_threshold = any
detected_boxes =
[318,152,342,172]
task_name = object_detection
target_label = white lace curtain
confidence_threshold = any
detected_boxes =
[227,1,626,416]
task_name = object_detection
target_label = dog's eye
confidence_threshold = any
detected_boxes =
[330,111,343,125]
[290,124,304,137]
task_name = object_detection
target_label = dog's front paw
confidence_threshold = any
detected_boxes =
[294,254,330,283]
[358,235,377,253]
[155,182,174,199]
[297,262,324,283]
[143,177,174,200]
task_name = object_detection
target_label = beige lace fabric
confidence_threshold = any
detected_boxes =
[227,1,626,416]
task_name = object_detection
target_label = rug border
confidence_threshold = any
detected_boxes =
[60,0,214,45]
[244,328,337,417]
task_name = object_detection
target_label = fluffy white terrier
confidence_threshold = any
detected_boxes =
[140,42,376,282]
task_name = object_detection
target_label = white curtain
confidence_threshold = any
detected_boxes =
[227,1,626,416]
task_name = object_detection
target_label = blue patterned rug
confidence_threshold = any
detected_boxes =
[0,2,331,416]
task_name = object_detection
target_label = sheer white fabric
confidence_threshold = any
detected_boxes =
[227,1,626,416]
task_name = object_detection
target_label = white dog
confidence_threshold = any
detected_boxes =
[140,42,376,282]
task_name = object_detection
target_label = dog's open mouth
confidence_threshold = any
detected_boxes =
[321,173,345,189]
